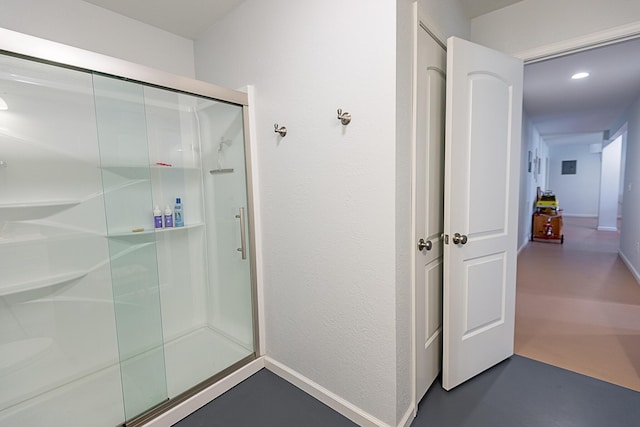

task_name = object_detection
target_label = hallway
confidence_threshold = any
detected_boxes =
[515,217,640,391]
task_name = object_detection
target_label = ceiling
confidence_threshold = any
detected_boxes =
[524,37,640,142]
[460,0,523,19]
[84,0,525,40]
[82,1,640,146]
[83,0,245,40]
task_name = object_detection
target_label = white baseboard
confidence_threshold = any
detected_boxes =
[597,226,618,231]
[141,355,415,427]
[619,250,640,286]
[397,405,415,427]
[518,238,529,255]
[562,213,598,218]
[143,357,265,427]
[264,357,391,427]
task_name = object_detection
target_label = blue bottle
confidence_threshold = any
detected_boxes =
[174,198,184,227]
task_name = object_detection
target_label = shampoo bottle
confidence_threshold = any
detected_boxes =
[174,198,184,227]
[153,206,163,229]
[164,205,173,227]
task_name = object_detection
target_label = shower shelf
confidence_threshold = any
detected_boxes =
[101,164,200,178]
[0,200,80,222]
[0,270,88,298]
[107,223,204,238]
[149,164,200,171]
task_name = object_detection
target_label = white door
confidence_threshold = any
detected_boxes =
[442,37,523,390]
[415,26,446,402]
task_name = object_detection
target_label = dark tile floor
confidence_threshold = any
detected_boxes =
[174,355,640,427]
[413,355,640,427]
[173,368,357,427]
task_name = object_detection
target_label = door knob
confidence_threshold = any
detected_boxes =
[418,238,432,251]
[452,233,468,245]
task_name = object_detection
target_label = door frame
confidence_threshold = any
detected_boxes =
[409,14,640,419]
[410,5,449,415]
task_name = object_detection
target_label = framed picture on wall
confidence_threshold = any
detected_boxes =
[562,160,577,175]
[537,156,542,174]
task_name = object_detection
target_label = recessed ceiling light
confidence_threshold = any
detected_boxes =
[571,72,590,80]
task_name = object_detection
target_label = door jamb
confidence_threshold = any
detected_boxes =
[516,22,640,63]
[410,14,447,420]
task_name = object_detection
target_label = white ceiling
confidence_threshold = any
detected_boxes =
[524,37,640,141]
[460,0,523,19]
[83,0,245,40]
[85,0,525,40]
[82,1,640,146]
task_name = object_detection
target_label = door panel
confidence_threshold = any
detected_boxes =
[424,260,443,344]
[442,37,522,391]
[467,74,511,235]
[415,26,446,402]
[463,253,505,337]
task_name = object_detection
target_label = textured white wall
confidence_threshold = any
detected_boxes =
[0,0,195,77]
[548,144,602,217]
[470,0,640,55]
[194,0,469,424]
[195,1,399,424]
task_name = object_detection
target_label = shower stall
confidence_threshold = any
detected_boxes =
[0,30,258,426]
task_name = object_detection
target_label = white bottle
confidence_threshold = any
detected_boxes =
[164,206,173,227]
[154,206,163,229]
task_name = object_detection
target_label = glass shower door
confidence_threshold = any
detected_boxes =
[93,75,168,422]
[0,54,124,426]
[94,77,256,418]
[141,90,256,400]
[198,100,255,360]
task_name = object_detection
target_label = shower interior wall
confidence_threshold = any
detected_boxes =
[0,51,253,426]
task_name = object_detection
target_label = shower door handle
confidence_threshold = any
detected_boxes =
[236,207,247,260]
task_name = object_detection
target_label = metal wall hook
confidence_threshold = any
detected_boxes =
[337,109,351,125]
[274,123,287,137]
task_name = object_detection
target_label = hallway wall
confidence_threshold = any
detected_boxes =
[616,95,640,282]
[547,143,602,217]
[518,114,549,250]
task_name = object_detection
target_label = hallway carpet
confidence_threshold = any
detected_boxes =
[515,217,640,391]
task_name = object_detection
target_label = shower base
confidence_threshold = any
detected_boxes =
[0,326,252,427]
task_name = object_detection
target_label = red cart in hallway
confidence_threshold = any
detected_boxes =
[531,190,564,244]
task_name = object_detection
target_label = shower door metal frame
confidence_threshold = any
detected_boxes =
[0,27,261,427]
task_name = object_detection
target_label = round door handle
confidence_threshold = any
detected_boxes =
[452,233,468,245]
[418,238,432,251]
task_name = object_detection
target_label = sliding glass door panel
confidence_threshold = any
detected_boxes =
[93,75,168,421]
